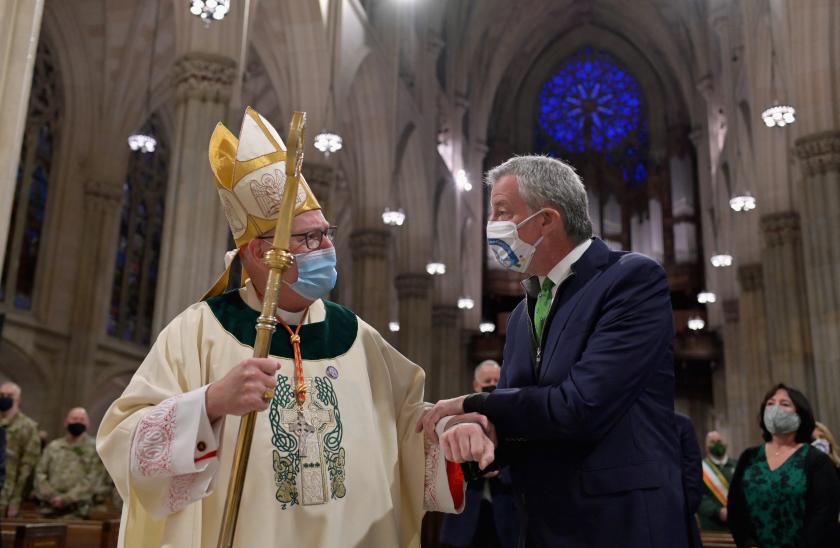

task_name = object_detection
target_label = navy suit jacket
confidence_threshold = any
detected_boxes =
[439,473,519,548]
[477,238,689,547]
[675,412,703,548]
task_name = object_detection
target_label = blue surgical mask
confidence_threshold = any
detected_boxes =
[286,247,337,301]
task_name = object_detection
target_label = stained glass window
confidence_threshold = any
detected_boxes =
[107,115,168,346]
[536,48,648,183]
[0,41,62,310]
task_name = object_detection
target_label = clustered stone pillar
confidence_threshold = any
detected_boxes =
[153,53,236,332]
[62,181,124,409]
[722,299,750,453]
[0,0,44,270]
[430,305,460,401]
[304,163,334,221]
[759,211,814,396]
[349,229,390,334]
[737,264,770,435]
[394,273,432,391]
[794,131,840,429]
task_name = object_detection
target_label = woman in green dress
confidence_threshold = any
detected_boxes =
[728,383,840,547]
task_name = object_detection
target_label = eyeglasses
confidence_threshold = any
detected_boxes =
[259,226,337,251]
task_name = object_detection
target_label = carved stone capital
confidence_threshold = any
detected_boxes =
[173,53,237,104]
[349,229,390,261]
[394,273,432,300]
[761,211,801,249]
[432,305,459,328]
[723,298,740,324]
[794,131,840,177]
[303,163,334,202]
[737,263,764,293]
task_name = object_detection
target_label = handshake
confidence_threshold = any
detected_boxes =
[415,395,498,476]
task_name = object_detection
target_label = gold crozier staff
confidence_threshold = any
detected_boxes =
[216,111,307,548]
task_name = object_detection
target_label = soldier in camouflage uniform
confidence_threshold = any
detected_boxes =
[34,407,101,519]
[0,381,41,518]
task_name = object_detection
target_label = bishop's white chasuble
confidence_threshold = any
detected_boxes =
[98,285,463,548]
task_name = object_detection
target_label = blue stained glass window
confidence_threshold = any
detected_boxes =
[1,41,61,310]
[536,48,648,183]
[108,115,168,346]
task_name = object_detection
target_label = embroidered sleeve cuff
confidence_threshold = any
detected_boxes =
[131,386,222,479]
[463,392,490,415]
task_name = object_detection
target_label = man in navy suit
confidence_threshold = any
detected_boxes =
[419,155,689,547]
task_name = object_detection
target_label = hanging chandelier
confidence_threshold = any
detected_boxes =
[127,133,157,153]
[129,0,161,153]
[455,169,472,192]
[710,254,733,268]
[479,322,496,333]
[457,297,475,310]
[688,316,705,331]
[426,262,446,275]
[314,131,343,156]
[389,321,400,332]
[729,192,757,212]
[697,291,717,304]
[189,0,230,23]
[761,104,796,128]
[382,207,405,226]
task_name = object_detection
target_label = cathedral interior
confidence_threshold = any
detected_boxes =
[0,0,838,459]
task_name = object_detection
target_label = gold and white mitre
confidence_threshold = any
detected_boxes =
[203,106,321,299]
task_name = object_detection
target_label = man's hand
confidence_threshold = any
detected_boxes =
[415,395,467,443]
[719,507,727,522]
[6,504,18,518]
[206,358,281,421]
[50,496,64,509]
[440,423,496,469]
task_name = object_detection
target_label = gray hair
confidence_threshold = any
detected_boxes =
[474,360,501,380]
[485,155,593,243]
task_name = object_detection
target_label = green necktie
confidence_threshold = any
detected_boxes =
[534,277,555,342]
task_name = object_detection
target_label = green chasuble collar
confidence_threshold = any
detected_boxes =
[206,291,358,360]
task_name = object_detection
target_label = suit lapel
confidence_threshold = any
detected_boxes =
[538,239,610,382]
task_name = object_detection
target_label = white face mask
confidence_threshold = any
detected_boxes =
[486,209,545,273]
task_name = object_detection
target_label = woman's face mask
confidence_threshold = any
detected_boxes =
[486,209,546,273]
[764,404,801,435]
[286,248,338,301]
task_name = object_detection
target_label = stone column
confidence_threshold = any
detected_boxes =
[721,299,750,454]
[153,53,237,332]
[349,229,390,334]
[0,0,44,270]
[394,273,432,390]
[760,211,814,395]
[794,132,840,428]
[62,181,124,408]
[737,264,770,435]
[304,163,334,220]
[430,305,460,401]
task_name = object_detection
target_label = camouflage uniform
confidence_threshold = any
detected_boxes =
[89,449,121,514]
[33,435,101,518]
[0,411,40,513]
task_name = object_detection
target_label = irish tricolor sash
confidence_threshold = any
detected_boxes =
[702,459,729,506]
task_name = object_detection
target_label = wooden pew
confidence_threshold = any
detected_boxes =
[1,518,119,548]
[0,523,67,548]
[701,530,737,547]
